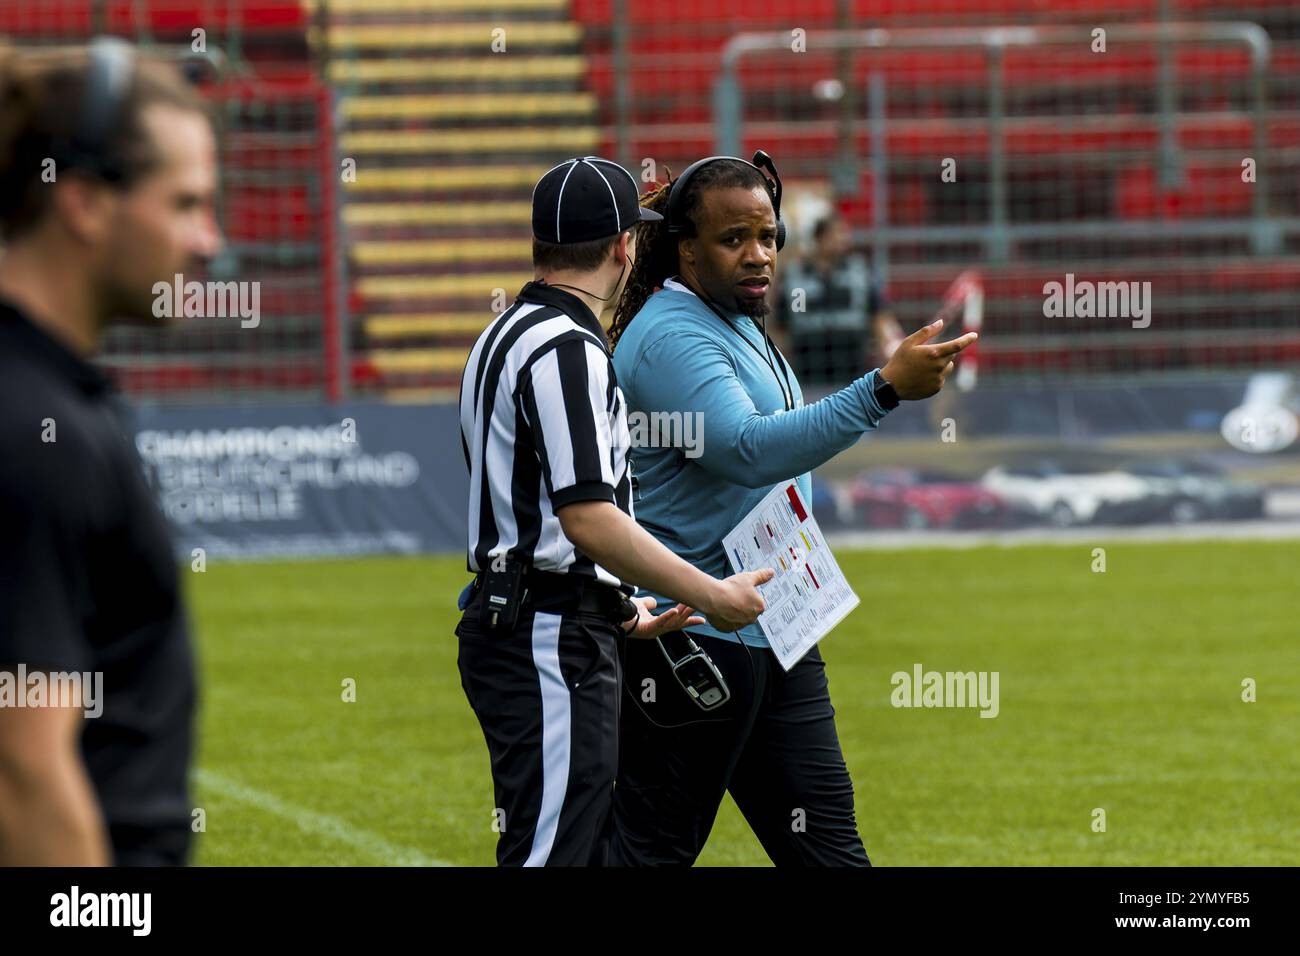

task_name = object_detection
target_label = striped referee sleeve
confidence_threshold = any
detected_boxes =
[520,337,618,510]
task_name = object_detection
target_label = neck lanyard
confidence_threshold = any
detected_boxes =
[688,285,795,412]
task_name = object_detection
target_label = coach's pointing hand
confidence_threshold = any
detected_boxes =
[702,568,776,633]
[880,316,978,400]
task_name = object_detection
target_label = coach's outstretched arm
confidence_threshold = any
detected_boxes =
[625,316,976,489]
[557,501,773,634]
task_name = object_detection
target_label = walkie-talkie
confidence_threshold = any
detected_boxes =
[657,632,731,710]
[482,554,528,637]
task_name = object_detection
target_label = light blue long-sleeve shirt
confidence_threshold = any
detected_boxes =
[611,277,894,646]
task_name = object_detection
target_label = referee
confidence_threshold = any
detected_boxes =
[0,41,217,864]
[456,156,773,867]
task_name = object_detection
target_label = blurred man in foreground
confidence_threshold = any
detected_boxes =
[0,39,220,865]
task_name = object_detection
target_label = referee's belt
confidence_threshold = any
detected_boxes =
[472,569,635,621]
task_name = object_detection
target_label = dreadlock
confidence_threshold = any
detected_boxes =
[609,158,771,351]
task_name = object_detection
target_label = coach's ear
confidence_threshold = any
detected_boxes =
[678,235,695,268]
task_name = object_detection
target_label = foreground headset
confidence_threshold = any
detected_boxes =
[53,36,136,183]
[664,149,787,251]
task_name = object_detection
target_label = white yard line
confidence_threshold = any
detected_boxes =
[826,518,1300,550]
[195,768,451,867]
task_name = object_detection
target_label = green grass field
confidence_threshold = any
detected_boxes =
[187,540,1299,866]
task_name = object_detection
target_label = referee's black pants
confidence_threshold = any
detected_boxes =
[456,592,622,867]
[610,632,870,867]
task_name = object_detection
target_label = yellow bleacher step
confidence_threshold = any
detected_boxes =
[343,92,593,120]
[344,166,546,192]
[354,239,532,266]
[341,127,599,155]
[366,313,495,338]
[323,0,565,12]
[369,348,474,374]
[326,23,579,50]
[359,272,533,298]
[381,386,462,403]
[329,56,583,85]
[344,201,532,226]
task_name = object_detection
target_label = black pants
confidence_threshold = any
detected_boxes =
[610,631,870,867]
[456,595,622,866]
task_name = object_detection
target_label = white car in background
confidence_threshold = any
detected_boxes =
[981,461,1170,527]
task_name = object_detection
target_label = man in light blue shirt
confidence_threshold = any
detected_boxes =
[606,154,976,865]
[613,272,896,648]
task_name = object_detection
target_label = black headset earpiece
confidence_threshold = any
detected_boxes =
[665,150,787,251]
[57,36,135,182]
[750,149,787,251]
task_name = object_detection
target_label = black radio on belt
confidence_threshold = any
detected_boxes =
[481,554,529,637]
[658,633,731,710]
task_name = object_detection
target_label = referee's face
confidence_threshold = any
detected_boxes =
[682,185,778,319]
[102,104,222,326]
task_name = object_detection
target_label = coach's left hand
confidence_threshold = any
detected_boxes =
[621,597,705,640]
[880,316,978,400]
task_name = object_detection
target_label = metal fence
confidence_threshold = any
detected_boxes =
[6,1,1300,399]
[0,0,345,403]
[583,0,1300,384]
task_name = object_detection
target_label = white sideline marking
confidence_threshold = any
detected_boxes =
[826,518,1300,551]
[196,769,451,867]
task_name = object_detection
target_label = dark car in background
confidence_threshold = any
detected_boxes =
[1119,459,1267,523]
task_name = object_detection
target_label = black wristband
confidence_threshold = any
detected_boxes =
[618,595,640,636]
[873,373,901,410]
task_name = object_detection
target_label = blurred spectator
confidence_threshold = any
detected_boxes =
[774,215,903,387]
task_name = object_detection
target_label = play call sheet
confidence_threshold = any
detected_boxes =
[722,481,861,670]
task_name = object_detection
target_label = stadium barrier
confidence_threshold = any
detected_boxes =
[124,377,1292,559]
[130,401,468,559]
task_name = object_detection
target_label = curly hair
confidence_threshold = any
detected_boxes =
[609,158,770,351]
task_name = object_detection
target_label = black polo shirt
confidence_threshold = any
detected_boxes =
[0,298,196,866]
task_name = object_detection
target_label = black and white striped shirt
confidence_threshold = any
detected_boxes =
[459,280,634,592]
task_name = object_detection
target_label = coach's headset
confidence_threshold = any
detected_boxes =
[663,149,795,412]
[665,149,787,252]
[51,37,137,184]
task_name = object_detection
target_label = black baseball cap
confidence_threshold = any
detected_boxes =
[532,156,663,244]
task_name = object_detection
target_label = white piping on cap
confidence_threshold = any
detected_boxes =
[553,159,580,242]
[586,159,621,232]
